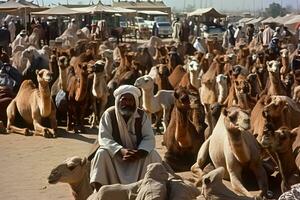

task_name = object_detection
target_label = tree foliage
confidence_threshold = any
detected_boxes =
[265,3,287,18]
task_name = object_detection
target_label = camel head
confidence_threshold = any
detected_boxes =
[41,45,51,56]
[187,56,200,73]
[36,69,52,85]
[263,96,288,119]
[48,156,87,184]
[21,48,35,60]
[234,76,251,95]
[92,60,105,73]
[102,49,113,59]
[261,127,296,154]
[134,75,154,90]
[225,53,237,65]
[201,167,225,197]
[267,60,280,74]
[157,64,170,77]
[280,49,289,58]
[58,56,69,70]
[174,87,192,110]
[223,106,251,133]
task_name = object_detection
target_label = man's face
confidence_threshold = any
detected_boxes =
[119,93,136,117]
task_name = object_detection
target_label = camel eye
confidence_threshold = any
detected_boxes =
[67,165,76,171]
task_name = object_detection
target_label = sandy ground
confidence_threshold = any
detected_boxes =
[0,127,170,200]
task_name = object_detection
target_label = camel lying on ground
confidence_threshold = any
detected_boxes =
[6,69,57,137]
[261,127,300,192]
[199,167,257,200]
[48,157,200,200]
[192,106,269,198]
[134,75,174,133]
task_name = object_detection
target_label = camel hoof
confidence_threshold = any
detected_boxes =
[25,129,33,136]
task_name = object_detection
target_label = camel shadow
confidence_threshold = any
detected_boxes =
[56,128,96,144]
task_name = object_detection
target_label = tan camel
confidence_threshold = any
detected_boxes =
[261,127,300,192]
[164,87,204,172]
[266,60,287,96]
[6,69,57,137]
[102,49,114,81]
[89,60,109,128]
[192,106,269,198]
[48,156,92,200]
[134,75,174,132]
[199,167,257,200]
[28,28,40,49]
[280,49,290,80]
[216,74,228,104]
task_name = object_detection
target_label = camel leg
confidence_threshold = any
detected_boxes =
[228,167,253,197]
[191,138,210,177]
[250,161,269,198]
[67,105,74,132]
[99,95,108,119]
[49,104,58,137]
[162,106,170,134]
[32,113,54,138]
[90,97,98,129]
[204,104,213,139]
[6,100,32,136]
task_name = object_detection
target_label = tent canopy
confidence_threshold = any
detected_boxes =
[0,0,40,10]
[261,17,275,24]
[246,17,265,25]
[31,5,87,15]
[238,17,253,24]
[72,4,135,14]
[284,15,300,26]
[188,7,226,18]
[137,10,167,15]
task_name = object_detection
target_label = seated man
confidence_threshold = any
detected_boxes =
[90,85,161,191]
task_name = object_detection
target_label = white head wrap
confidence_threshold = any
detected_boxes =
[113,85,141,149]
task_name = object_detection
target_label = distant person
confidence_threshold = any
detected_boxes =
[68,18,77,31]
[180,18,190,42]
[263,25,274,46]
[172,18,181,42]
[234,25,244,44]
[269,37,280,57]
[256,27,264,45]
[246,24,255,44]
[0,25,11,56]
[6,18,16,42]
[81,24,91,39]
[193,36,206,53]
[273,26,281,40]
[152,22,158,37]
[11,30,28,52]
[222,23,235,49]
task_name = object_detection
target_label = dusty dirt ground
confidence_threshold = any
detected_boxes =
[0,126,279,200]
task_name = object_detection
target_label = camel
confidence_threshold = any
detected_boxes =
[11,46,35,74]
[280,49,290,80]
[261,127,300,192]
[266,60,287,96]
[168,64,186,89]
[48,156,92,200]
[262,95,300,133]
[293,85,300,103]
[167,47,184,72]
[134,47,153,75]
[185,56,203,89]
[89,60,109,128]
[134,75,174,133]
[191,106,269,198]
[164,87,204,172]
[146,36,163,57]
[154,64,173,90]
[199,167,257,200]
[216,74,228,104]
[6,69,57,137]
[102,49,114,81]
[48,158,199,200]
[0,86,15,125]
[28,28,40,49]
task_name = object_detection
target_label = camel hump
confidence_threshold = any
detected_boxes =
[19,80,36,90]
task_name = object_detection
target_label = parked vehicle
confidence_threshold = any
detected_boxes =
[156,22,172,37]
[202,25,226,41]
[128,17,150,39]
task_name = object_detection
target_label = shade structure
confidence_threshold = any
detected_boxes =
[72,4,135,14]
[31,5,87,16]
[238,17,254,24]
[137,10,168,15]
[0,0,40,10]
[246,17,265,25]
[187,7,226,18]
[261,17,275,24]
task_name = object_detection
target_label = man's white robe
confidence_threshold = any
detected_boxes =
[90,108,161,185]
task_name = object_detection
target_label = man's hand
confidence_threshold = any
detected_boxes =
[119,148,148,161]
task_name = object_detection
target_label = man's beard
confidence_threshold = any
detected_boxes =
[119,106,135,117]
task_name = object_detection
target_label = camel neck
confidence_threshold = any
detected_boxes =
[226,122,251,164]
[189,71,201,89]
[75,72,88,102]
[175,107,192,148]
[59,67,68,91]
[275,149,299,181]
[217,82,228,104]
[92,72,106,98]
[236,93,250,110]
[70,169,92,200]
[269,71,285,95]
[141,86,156,113]
[38,82,52,117]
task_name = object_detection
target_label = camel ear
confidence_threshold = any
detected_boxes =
[266,61,270,67]
[174,90,179,99]
[81,157,87,166]
[35,69,40,75]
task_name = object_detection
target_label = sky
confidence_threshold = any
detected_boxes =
[42,0,299,12]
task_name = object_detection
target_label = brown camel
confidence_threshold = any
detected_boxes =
[261,127,300,192]
[163,87,204,172]
[192,106,269,198]
[280,49,290,80]
[6,69,57,137]
[266,60,287,96]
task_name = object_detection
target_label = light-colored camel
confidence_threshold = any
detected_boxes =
[216,74,228,104]
[266,60,287,96]
[28,28,40,48]
[48,156,92,200]
[186,56,203,90]
[261,127,300,192]
[11,46,35,73]
[6,69,57,137]
[134,75,174,132]
[192,106,269,198]
[293,85,300,103]
[145,36,163,57]
[89,60,109,128]
[280,49,290,80]
[199,167,257,200]
[102,49,114,81]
